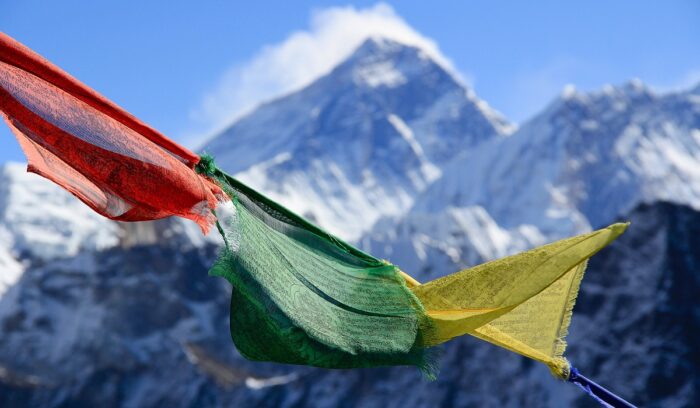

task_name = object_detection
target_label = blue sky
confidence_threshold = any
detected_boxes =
[1,1,699,165]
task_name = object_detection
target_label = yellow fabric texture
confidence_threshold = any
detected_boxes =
[406,223,628,378]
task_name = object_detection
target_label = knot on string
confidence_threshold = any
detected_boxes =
[548,357,571,380]
[195,153,237,202]
[195,153,218,177]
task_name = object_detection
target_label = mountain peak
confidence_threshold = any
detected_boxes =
[616,78,653,98]
[352,36,408,57]
[347,36,447,69]
[546,79,656,118]
[587,80,652,105]
[203,35,511,241]
[559,84,579,100]
[337,36,448,89]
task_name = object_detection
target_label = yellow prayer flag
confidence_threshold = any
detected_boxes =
[407,223,628,378]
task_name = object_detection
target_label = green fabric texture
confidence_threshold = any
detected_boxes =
[198,161,437,376]
[193,156,627,382]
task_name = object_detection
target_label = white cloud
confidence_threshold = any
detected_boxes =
[187,3,456,147]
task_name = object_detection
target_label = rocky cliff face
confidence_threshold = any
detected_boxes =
[0,238,303,407]
[567,202,700,407]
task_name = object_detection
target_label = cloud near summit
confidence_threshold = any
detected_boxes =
[189,3,456,147]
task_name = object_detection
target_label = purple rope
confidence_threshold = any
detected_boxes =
[568,367,637,408]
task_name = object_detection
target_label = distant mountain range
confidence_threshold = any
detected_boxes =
[0,37,698,407]
[367,76,700,281]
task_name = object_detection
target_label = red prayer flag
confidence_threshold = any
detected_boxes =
[0,32,225,233]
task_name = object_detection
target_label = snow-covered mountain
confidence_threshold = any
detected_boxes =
[203,37,512,240]
[0,245,22,297]
[0,163,218,296]
[0,239,303,407]
[369,80,700,279]
[0,163,121,261]
[0,34,698,407]
[0,163,122,295]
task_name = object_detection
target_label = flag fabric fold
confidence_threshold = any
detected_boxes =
[0,32,634,406]
[411,223,628,378]
[0,32,225,233]
[197,163,628,382]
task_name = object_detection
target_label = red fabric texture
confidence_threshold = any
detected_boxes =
[0,32,226,233]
